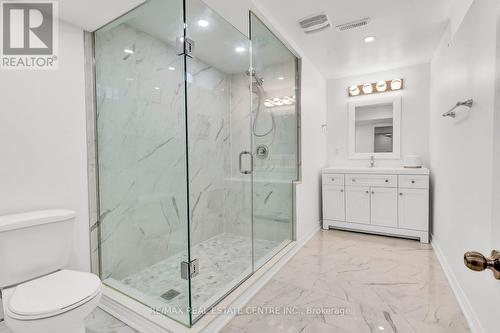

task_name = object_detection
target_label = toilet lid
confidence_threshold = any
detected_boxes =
[8,270,102,319]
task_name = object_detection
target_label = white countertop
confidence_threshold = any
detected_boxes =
[323,166,430,175]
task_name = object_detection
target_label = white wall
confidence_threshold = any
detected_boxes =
[0,21,89,319]
[295,58,328,238]
[0,21,89,271]
[327,63,430,167]
[429,1,499,332]
[203,0,328,240]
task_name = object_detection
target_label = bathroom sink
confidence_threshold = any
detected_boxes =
[323,166,430,175]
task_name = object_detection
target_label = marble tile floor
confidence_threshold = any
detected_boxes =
[86,230,469,333]
[221,230,470,333]
[85,308,138,333]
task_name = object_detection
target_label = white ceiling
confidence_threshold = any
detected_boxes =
[60,0,293,74]
[257,0,454,78]
[59,0,145,31]
[59,0,454,79]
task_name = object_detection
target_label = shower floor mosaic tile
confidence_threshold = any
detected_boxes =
[115,233,283,316]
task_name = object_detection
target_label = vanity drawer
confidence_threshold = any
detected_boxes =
[346,174,397,187]
[322,173,345,186]
[399,175,429,189]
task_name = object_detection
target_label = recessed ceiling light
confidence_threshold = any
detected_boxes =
[277,76,285,80]
[364,36,375,43]
[198,19,209,28]
[235,46,246,53]
[123,48,135,54]
[154,87,161,90]
[168,66,175,71]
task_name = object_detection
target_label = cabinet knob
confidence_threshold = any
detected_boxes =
[365,190,369,194]
[371,191,375,194]
[400,193,403,196]
[411,180,416,184]
[352,179,356,182]
[385,179,389,183]
[331,178,335,181]
[340,189,344,193]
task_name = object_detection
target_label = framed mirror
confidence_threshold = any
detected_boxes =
[348,96,401,159]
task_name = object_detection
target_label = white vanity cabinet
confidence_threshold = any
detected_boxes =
[322,168,430,243]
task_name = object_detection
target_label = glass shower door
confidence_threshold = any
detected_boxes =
[184,0,254,321]
[94,0,191,326]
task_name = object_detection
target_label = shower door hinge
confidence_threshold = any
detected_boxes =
[176,37,195,58]
[180,259,199,280]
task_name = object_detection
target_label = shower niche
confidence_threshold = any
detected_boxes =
[92,0,299,327]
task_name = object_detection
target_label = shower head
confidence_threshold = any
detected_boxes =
[246,69,264,87]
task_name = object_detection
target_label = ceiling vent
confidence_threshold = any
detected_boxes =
[335,17,371,32]
[298,13,331,34]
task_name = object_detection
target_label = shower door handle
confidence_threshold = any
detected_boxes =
[239,151,253,175]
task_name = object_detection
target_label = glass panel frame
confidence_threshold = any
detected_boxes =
[249,12,299,270]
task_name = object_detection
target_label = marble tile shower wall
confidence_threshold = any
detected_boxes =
[95,24,232,280]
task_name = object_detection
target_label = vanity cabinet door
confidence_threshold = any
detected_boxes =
[345,186,370,224]
[398,188,429,231]
[370,187,398,228]
[323,185,345,221]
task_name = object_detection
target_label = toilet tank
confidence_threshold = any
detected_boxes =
[0,209,76,288]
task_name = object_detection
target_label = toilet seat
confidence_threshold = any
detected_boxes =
[6,270,102,321]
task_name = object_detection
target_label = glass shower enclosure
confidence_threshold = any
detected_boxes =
[93,0,299,326]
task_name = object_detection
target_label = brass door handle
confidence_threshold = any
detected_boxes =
[464,250,500,279]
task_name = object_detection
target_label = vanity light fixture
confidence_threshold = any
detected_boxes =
[348,78,404,97]
[168,66,175,71]
[364,36,376,43]
[123,48,135,54]
[277,76,285,80]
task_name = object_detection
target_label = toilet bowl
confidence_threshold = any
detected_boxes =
[0,210,103,333]
[1,270,102,333]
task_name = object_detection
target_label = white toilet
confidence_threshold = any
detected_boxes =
[0,210,102,333]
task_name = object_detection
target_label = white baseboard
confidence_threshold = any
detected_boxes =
[431,234,483,333]
[99,224,321,333]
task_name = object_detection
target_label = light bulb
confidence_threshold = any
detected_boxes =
[391,79,402,90]
[349,85,360,96]
[362,83,373,94]
[376,80,387,92]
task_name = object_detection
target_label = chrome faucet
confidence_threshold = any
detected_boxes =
[369,155,375,168]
